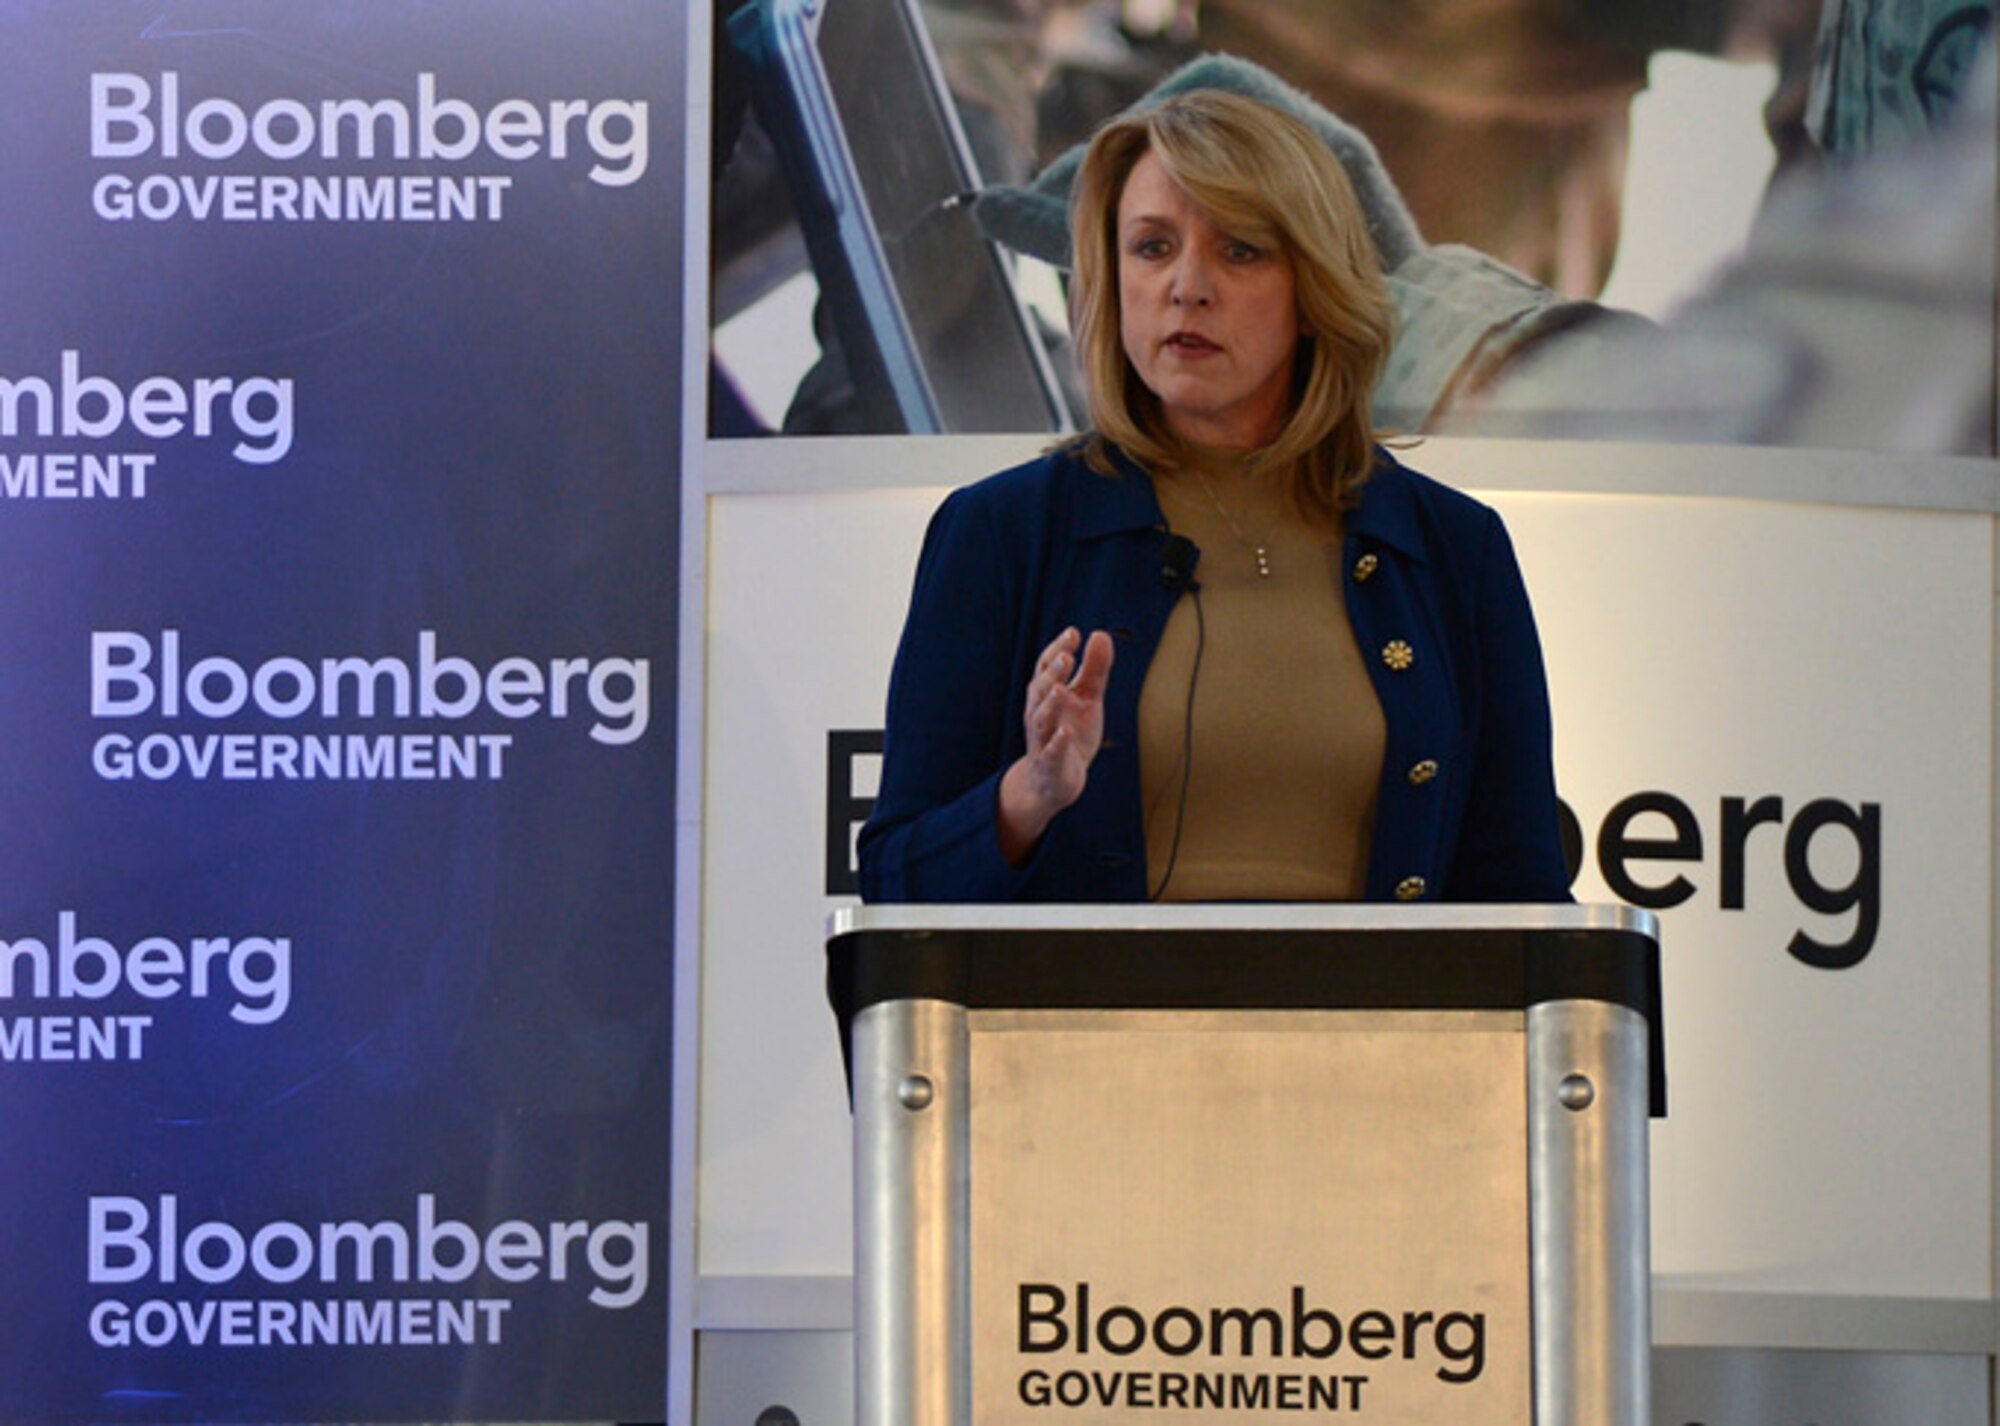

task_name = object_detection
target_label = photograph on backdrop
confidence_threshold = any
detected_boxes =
[710,0,1995,454]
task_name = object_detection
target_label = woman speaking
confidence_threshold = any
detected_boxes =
[858,90,1569,906]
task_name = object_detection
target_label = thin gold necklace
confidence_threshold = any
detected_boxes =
[1191,468,1274,578]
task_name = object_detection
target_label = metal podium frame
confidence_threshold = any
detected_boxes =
[828,903,1664,1426]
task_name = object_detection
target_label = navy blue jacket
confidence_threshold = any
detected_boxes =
[857,443,1571,904]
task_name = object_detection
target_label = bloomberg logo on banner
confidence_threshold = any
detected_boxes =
[90,72,648,224]
[0,349,292,502]
[89,629,650,783]
[0,912,289,1065]
[85,1193,649,1350]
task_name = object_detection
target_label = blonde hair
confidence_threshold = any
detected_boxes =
[1069,90,1396,514]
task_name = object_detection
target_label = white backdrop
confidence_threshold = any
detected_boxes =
[698,436,1993,1310]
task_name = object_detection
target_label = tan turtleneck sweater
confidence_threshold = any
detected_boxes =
[1140,465,1387,901]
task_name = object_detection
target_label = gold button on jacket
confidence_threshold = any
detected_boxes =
[1394,876,1427,901]
[1407,759,1439,785]
[1381,640,1414,671]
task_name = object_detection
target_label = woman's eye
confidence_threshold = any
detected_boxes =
[1224,240,1264,263]
[1130,236,1171,259]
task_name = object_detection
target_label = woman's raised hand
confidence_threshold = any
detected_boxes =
[996,626,1115,865]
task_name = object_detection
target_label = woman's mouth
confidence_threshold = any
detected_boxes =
[1166,332,1221,352]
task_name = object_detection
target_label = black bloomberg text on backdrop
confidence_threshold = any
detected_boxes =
[828,730,1881,968]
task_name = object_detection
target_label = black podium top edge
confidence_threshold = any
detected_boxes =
[825,906,1666,1117]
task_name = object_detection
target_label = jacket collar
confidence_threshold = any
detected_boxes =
[1069,442,1167,541]
[1346,447,1429,565]
[1071,440,1429,564]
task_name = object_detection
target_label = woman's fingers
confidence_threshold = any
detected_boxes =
[1026,631,1074,738]
[1071,630,1114,701]
[1025,632,1078,731]
[1023,628,1111,785]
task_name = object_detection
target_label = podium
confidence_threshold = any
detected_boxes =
[828,904,1664,1426]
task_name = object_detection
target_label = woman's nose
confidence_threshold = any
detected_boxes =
[1169,252,1213,307]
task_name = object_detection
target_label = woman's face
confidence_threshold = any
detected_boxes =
[1116,149,1301,452]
